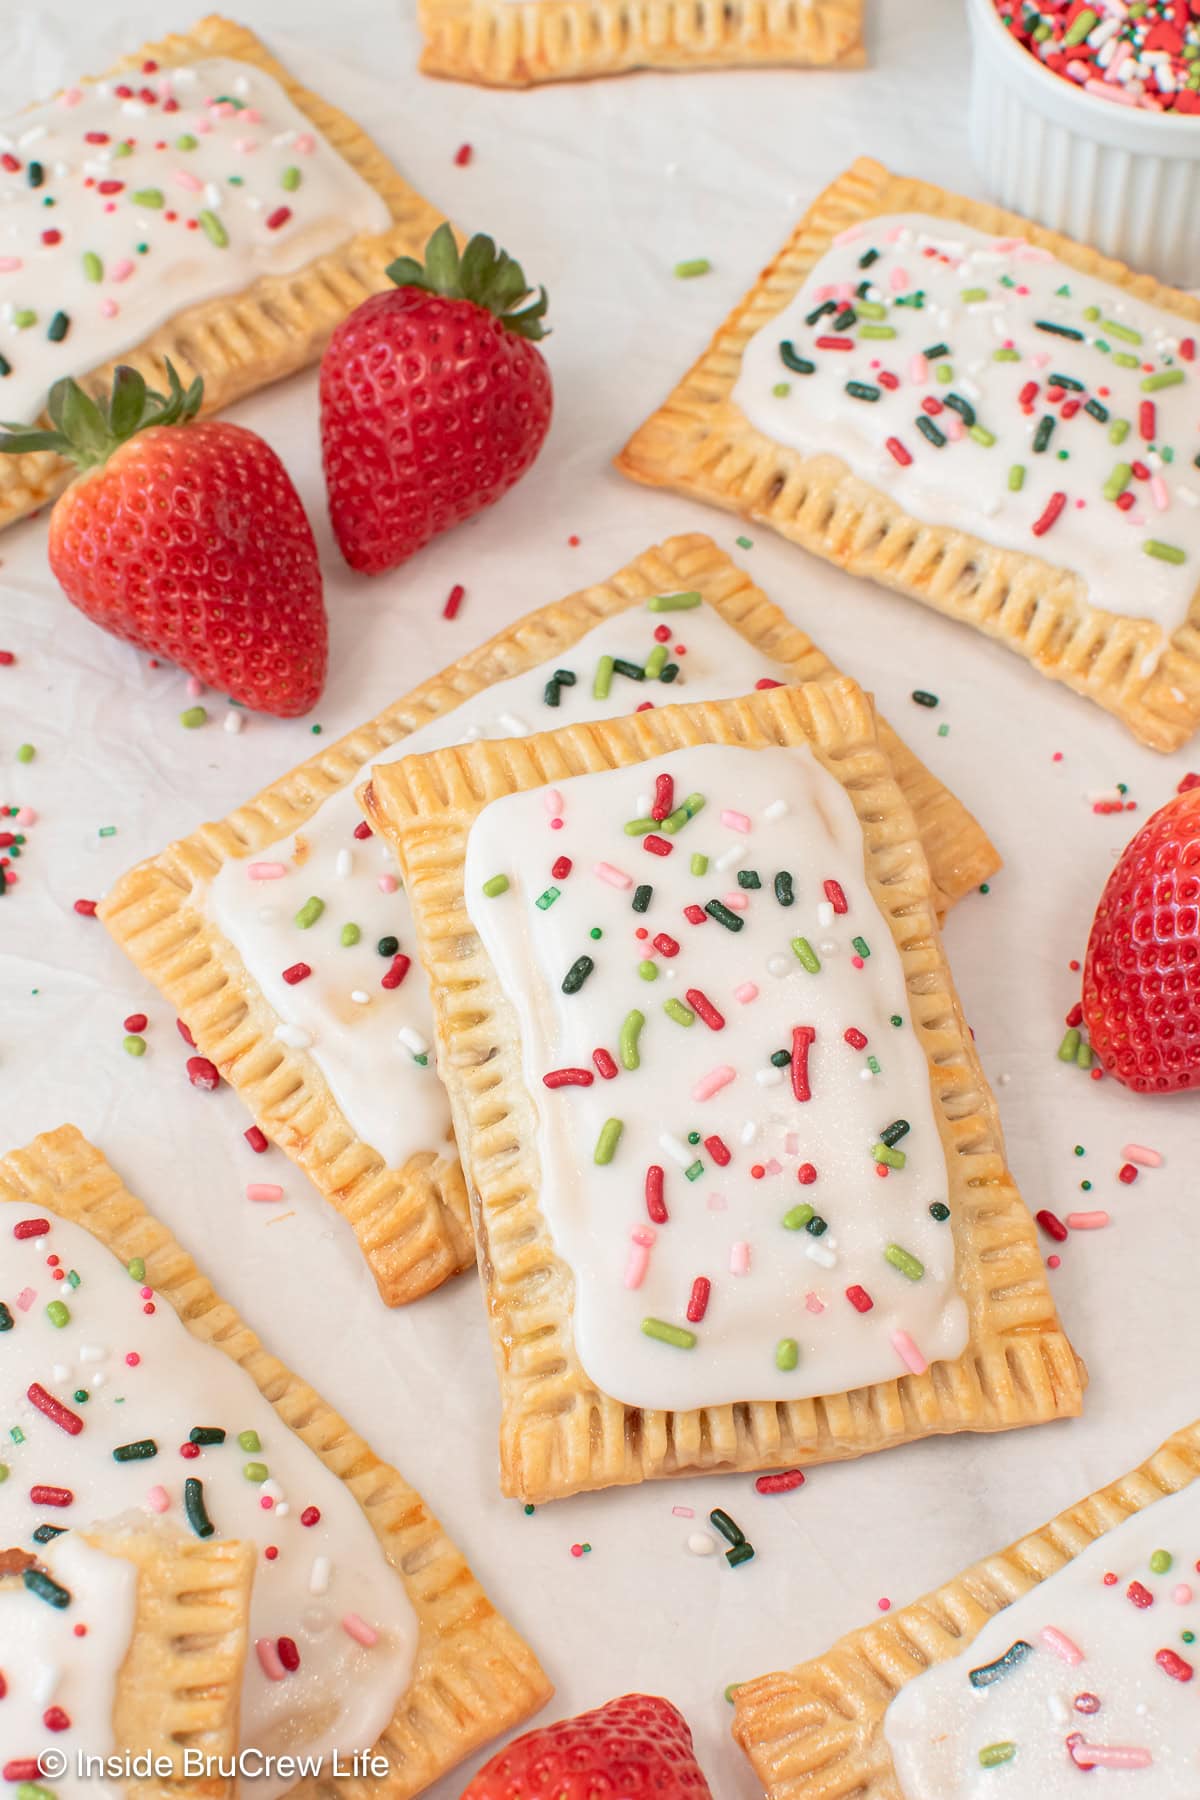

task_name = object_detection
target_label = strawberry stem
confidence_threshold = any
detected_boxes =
[385,223,549,342]
[0,359,203,470]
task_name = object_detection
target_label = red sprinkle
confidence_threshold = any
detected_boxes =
[30,1486,74,1508]
[1117,1162,1138,1184]
[1127,1580,1155,1609]
[41,229,62,247]
[885,436,912,467]
[353,821,373,840]
[277,1637,301,1672]
[1019,381,1039,406]
[653,932,680,957]
[846,1285,874,1313]
[1116,490,1136,512]
[245,1126,269,1154]
[442,583,465,620]
[73,899,98,917]
[13,1217,50,1240]
[1139,400,1157,442]
[682,905,707,925]
[42,1708,70,1733]
[592,1047,618,1080]
[543,1067,594,1089]
[652,774,674,821]
[180,1441,200,1459]
[0,651,14,665]
[0,154,20,173]
[453,144,472,167]
[551,856,572,880]
[176,1017,196,1045]
[1064,1001,1083,1028]
[755,1469,806,1495]
[643,834,673,857]
[1036,1208,1069,1243]
[281,962,311,986]
[381,954,411,990]
[686,988,726,1031]
[1181,338,1195,363]
[703,1134,731,1167]
[815,335,854,350]
[1032,491,1067,537]
[754,677,784,690]
[265,205,292,231]
[686,1276,710,1323]
[790,1025,815,1103]
[1156,1648,1193,1682]
[27,1383,84,1436]
[644,1165,668,1224]
[843,1027,868,1050]
[300,1506,321,1526]
[186,1055,220,1090]
[797,1163,817,1185]
[823,878,848,915]
[4,1763,41,1783]
[123,1012,148,1033]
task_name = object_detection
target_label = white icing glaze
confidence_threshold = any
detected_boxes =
[0,1206,415,1797]
[885,1481,1200,1794]
[0,58,391,424]
[206,600,798,1175]
[2,1532,135,1800]
[732,212,1200,644]
[463,742,967,1412]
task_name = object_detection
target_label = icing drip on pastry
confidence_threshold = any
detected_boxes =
[0,57,391,424]
[885,1481,1200,1794]
[732,213,1200,649]
[0,1206,416,1799]
[206,598,805,1177]
[463,741,967,1412]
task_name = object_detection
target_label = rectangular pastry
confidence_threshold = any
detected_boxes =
[417,0,864,89]
[0,1125,551,1796]
[360,677,1082,1503]
[98,534,998,1309]
[732,1416,1200,1797]
[4,1516,252,1798]
[0,15,443,532]
[618,157,1200,751]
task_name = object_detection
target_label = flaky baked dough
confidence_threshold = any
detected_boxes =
[98,534,998,1308]
[362,678,1082,1504]
[0,15,443,534]
[0,1126,552,1799]
[617,158,1200,752]
[732,1417,1200,1799]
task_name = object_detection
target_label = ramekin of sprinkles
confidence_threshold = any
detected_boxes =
[966,0,1200,287]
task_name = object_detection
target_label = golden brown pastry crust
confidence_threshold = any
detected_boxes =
[731,1418,1200,1799]
[0,1126,552,1799]
[98,534,998,1308]
[0,14,443,534]
[617,157,1200,752]
[361,678,1082,1504]
[418,0,864,87]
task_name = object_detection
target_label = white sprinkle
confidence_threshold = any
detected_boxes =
[687,1533,717,1556]
[309,1555,332,1595]
[261,1479,285,1503]
[350,990,370,1006]
[859,1066,875,1081]
[274,1023,313,1049]
[204,182,223,209]
[334,848,352,879]
[78,1344,108,1363]
[755,1067,784,1087]
[805,1242,837,1269]
[33,1663,59,1705]
[223,709,244,734]
[659,1131,694,1169]
[497,712,528,735]
[397,1026,429,1056]
[761,799,789,821]
[52,1363,70,1385]
[817,900,834,928]
[739,1120,758,1145]
[714,843,746,870]
[766,953,791,978]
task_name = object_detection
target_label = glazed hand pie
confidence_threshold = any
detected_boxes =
[99,535,997,1308]
[360,678,1082,1503]
[0,1126,550,1798]
[0,15,442,533]
[417,0,864,88]
[733,1417,1200,1797]
[618,158,1200,751]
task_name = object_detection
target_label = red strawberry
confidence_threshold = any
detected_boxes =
[1082,785,1200,1092]
[320,224,552,574]
[0,364,326,716]
[460,1693,713,1800]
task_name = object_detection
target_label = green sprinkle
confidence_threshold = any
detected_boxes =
[594,1118,623,1164]
[1103,462,1133,502]
[624,817,656,836]
[857,299,886,318]
[637,959,658,982]
[644,644,669,679]
[791,936,821,973]
[674,258,711,279]
[82,251,103,283]
[281,165,301,191]
[1102,317,1142,344]
[243,1461,269,1483]
[775,1337,799,1371]
[340,923,361,947]
[593,654,614,700]
[772,381,791,397]
[978,1743,1016,1769]
[1142,369,1185,393]
[45,1300,70,1328]
[969,424,996,447]
[176,132,199,150]
[642,1317,696,1348]
[1109,417,1131,444]
[1083,305,1101,321]
[705,900,743,932]
[294,896,325,929]
[885,1244,925,1280]
[690,853,708,876]
[16,743,35,763]
[684,1160,704,1182]
[1076,1040,1093,1069]
[238,1429,261,1454]
[783,1203,815,1231]
[13,309,36,330]
[873,1142,907,1169]
[535,886,560,910]
[23,1568,71,1609]
[127,1258,146,1281]
[1112,351,1141,370]
[198,209,228,248]
[123,1034,147,1057]
[960,286,989,303]
[132,187,166,208]
[858,325,896,341]
[184,1476,214,1538]
[992,348,1020,362]
[935,362,953,383]
[851,936,871,958]
[17,1785,57,1800]
[632,884,652,912]
[113,1439,158,1462]
[619,1009,646,1069]
[648,591,702,612]
[1145,540,1186,565]
[664,998,694,1027]
[98,825,116,838]
[661,793,706,835]
[1150,1549,1173,1574]
[179,705,207,729]
[1058,1027,1082,1061]
[482,873,509,897]
[562,955,594,995]
[735,536,753,549]
[189,1427,226,1445]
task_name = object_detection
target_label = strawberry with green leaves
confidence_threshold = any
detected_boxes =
[0,363,326,717]
[460,1693,714,1800]
[319,224,552,575]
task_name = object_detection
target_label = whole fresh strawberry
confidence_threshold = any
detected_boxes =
[0,364,326,716]
[460,1693,713,1800]
[1082,783,1200,1092]
[320,224,551,575]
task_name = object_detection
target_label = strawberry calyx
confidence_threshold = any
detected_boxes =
[0,359,202,471]
[385,222,549,342]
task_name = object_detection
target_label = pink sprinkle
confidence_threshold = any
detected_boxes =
[1086,76,1140,105]
[144,1485,169,1514]
[707,1193,727,1211]
[99,298,118,319]
[246,1183,283,1204]
[109,258,135,283]
[341,1612,378,1647]
[720,809,751,833]
[1174,1584,1194,1604]
[624,1243,650,1289]
[377,873,398,894]
[174,169,203,192]
[891,1329,927,1376]
[15,807,36,827]
[295,133,316,154]
[234,136,259,153]
[805,1291,825,1314]
[723,891,750,911]
[242,108,263,125]
[1150,475,1170,512]
[692,1064,736,1102]
[733,982,758,1004]
[1040,1625,1084,1665]
[1067,1210,1109,1230]
[16,1288,35,1313]
[729,1240,751,1276]
[850,955,864,970]
[1029,350,1052,369]
[877,1597,891,1612]
[544,789,564,816]
[248,861,288,880]
[944,415,966,441]
[909,353,929,385]
[594,862,633,889]
[58,87,84,108]
[255,1638,286,1682]
[631,1225,656,1247]
[763,1158,782,1176]
[1122,1143,1162,1167]
[832,224,863,246]
[671,1505,695,1518]
[186,674,204,699]
[195,117,213,133]
[890,266,909,292]
[1071,1743,1152,1771]
[0,257,23,274]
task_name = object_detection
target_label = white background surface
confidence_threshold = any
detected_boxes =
[3,2,1199,1794]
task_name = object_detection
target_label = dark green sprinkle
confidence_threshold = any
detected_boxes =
[851,936,871,958]
[858,247,880,269]
[805,300,836,327]
[0,1303,11,1331]
[189,1427,226,1445]
[929,1202,951,1222]
[769,1049,791,1068]
[710,1507,745,1546]
[832,307,857,331]
[704,900,743,932]
[779,341,816,375]
[880,1119,910,1146]
[659,663,679,682]
[774,872,794,907]
[1033,414,1056,453]
[685,1160,704,1181]
[27,161,44,189]
[377,935,400,957]
[1049,372,1084,392]
[916,415,946,448]
[969,1640,1033,1688]
[726,1542,756,1568]
[24,1567,71,1608]
[562,955,595,994]
[46,311,70,343]
[612,658,644,681]
[113,1439,158,1462]
[543,680,561,707]
[32,1523,66,1544]
[553,669,577,686]
[855,279,872,299]
[911,689,938,708]
[632,884,652,913]
[1035,320,1084,340]
[805,1215,828,1237]
[0,353,10,379]
[944,393,976,427]
[922,342,950,360]
[1084,398,1109,423]
[847,381,881,402]
[737,870,761,889]
[688,1131,701,1145]
[184,1476,215,1538]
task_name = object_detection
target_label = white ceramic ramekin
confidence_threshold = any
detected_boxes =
[965,0,1200,288]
